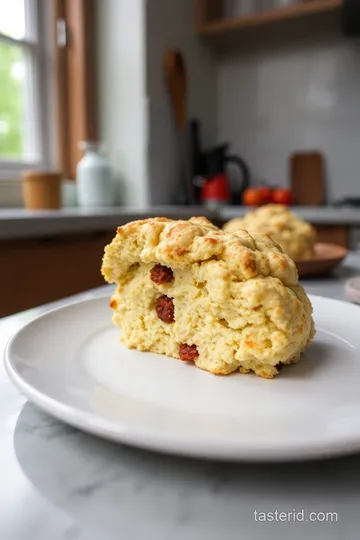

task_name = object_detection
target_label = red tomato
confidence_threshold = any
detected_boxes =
[271,188,293,205]
[258,186,273,205]
[242,188,263,206]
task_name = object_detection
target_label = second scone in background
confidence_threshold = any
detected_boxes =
[223,204,316,261]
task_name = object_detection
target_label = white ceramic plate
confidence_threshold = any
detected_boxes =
[4,293,360,462]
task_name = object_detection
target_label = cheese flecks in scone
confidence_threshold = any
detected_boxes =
[223,204,316,261]
[101,216,315,379]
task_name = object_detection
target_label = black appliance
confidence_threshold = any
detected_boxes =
[342,0,360,36]
[189,119,251,205]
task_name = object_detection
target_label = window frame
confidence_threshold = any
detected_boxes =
[0,0,55,180]
[53,0,98,180]
[0,0,97,185]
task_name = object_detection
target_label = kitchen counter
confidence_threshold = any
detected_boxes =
[0,206,216,240]
[1,205,360,240]
[1,253,360,540]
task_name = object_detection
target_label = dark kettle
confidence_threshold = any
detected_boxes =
[202,144,250,204]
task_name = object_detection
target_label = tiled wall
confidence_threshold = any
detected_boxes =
[217,16,360,202]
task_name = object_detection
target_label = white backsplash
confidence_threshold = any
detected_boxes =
[217,20,360,202]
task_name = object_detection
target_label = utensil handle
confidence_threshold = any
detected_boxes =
[164,50,187,131]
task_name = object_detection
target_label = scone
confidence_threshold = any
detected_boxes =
[223,204,316,260]
[101,217,315,379]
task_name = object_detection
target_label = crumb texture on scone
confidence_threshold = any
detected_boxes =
[102,216,315,379]
[223,204,316,261]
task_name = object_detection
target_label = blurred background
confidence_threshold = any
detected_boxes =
[1,0,360,315]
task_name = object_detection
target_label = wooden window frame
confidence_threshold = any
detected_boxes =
[52,0,98,179]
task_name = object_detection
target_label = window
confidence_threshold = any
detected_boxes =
[0,0,97,184]
[0,0,54,179]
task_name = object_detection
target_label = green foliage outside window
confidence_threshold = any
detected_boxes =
[0,42,23,159]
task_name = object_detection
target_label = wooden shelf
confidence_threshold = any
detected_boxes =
[198,0,342,36]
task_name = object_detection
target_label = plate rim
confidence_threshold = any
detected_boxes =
[4,292,360,463]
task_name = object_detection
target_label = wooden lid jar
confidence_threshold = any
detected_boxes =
[22,170,62,210]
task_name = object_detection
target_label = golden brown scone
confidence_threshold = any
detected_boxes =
[223,204,316,260]
[101,216,315,379]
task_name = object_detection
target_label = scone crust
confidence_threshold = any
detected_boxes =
[102,216,315,379]
[102,216,298,287]
[223,205,316,260]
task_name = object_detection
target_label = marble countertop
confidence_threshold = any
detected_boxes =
[1,205,360,240]
[2,255,360,539]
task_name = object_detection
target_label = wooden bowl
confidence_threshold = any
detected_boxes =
[295,243,348,277]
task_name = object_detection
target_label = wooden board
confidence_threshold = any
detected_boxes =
[290,151,325,206]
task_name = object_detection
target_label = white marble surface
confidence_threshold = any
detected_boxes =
[2,258,360,539]
[1,205,360,241]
